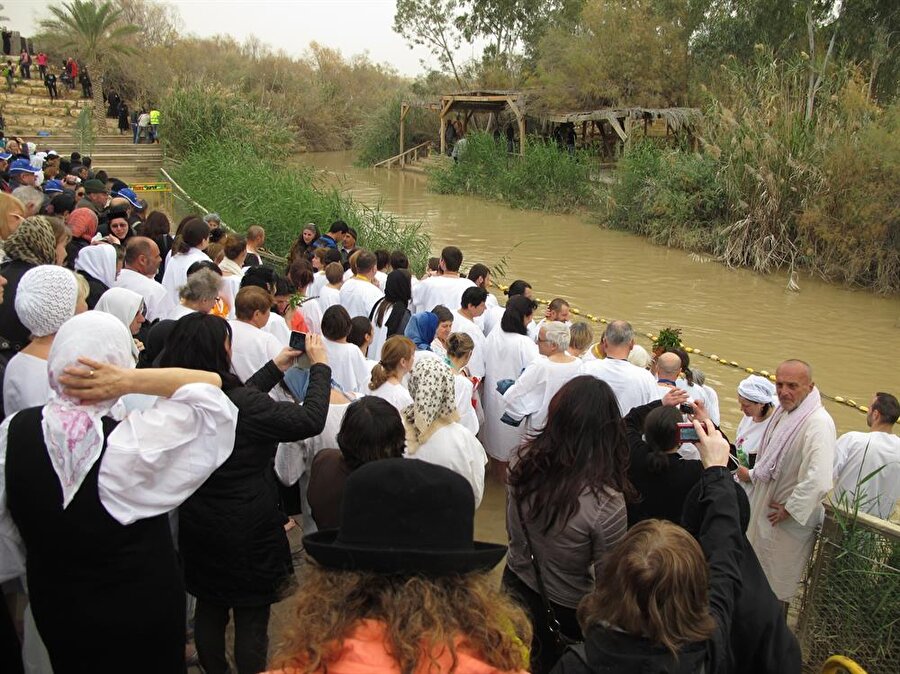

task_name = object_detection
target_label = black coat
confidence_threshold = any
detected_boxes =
[0,259,36,350]
[6,411,185,673]
[78,270,109,309]
[178,361,331,607]
[551,468,742,674]
[624,400,703,526]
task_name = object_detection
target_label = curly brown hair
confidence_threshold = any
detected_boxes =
[270,566,531,673]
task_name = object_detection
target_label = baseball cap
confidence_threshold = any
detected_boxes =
[117,187,141,209]
[83,178,109,194]
[9,158,39,174]
[0,152,12,162]
[43,179,65,194]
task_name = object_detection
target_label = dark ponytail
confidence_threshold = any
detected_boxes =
[174,217,209,255]
[501,295,536,336]
[668,348,695,386]
[643,406,682,474]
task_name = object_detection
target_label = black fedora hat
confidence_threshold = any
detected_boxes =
[303,459,506,575]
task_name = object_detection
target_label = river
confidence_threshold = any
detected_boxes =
[297,151,899,437]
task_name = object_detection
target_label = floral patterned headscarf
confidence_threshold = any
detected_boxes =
[403,356,459,448]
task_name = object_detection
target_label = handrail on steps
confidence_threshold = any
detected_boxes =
[374,140,433,169]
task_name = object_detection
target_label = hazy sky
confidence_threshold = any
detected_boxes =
[3,0,480,76]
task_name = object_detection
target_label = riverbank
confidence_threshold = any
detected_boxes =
[296,150,900,438]
[426,125,900,294]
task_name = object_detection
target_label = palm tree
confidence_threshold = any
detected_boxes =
[39,0,139,130]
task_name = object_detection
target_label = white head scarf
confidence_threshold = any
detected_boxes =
[14,266,78,337]
[41,311,135,508]
[737,375,777,405]
[74,243,117,288]
[95,287,144,360]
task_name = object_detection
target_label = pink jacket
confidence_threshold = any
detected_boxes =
[264,619,529,674]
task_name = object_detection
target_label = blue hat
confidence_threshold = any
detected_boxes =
[9,159,39,175]
[43,179,65,194]
[117,187,141,209]
[0,152,12,162]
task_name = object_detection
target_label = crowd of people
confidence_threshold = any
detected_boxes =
[0,147,897,674]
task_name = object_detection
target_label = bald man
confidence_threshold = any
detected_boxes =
[743,359,835,604]
[114,237,173,322]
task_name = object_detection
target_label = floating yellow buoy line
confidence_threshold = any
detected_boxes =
[493,282,868,415]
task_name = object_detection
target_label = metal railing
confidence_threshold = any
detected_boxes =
[373,140,433,169]
[797,503,900,673]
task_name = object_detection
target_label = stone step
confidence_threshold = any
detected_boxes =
[0,93,88,108]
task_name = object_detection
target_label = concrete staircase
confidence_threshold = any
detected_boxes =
[2,77,162,182]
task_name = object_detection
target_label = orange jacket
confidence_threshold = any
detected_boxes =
[264,619,528,674]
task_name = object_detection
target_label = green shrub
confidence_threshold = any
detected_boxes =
[353,94,435,166]
[171,141,431,274]
[799,102,900,293]
[428,131,598,212]
[604,140,725,247]
[161,84,293,159]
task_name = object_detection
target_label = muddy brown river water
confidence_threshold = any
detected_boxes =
[297,151,899,438]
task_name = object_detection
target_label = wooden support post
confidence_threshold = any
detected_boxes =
[581,121,587,147]
[506,97,525,156]
[439,97,455,156]
[623,116,633,153]
[399,103,409,167]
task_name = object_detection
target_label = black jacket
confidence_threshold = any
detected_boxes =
[551,467,743,674]
[624,400,703,526]
[0,259,37,350]
[178,361,331,606]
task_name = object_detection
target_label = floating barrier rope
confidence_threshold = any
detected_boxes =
[493,283,869,415]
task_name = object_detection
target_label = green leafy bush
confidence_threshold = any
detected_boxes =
[161,84,293,159]
[170,141,431,274]
[428,131,598,212]
[604,140,725,247]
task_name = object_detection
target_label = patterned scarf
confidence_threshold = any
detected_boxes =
[403,356,459,450]
[4,216,57,266]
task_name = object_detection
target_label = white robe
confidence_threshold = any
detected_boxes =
[746,406,835,601]
[317,285,342,313]
[367,381,413,413]
[454,374,480,435]
[582,357,661,416]
[324,339,370,395]
[115,268,174,323]
[450,310,487,379]
[160,247,208,307]
[405,422,487,507]
[502,357,583,433]
[411,275,474,314]
[480,329,539,461]
[832,430,900,519]
[339,277,384,319]
[227,320,283,383]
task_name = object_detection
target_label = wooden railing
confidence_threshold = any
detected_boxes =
[373,140,433,169]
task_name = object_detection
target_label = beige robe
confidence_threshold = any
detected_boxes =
[747,406,835,601]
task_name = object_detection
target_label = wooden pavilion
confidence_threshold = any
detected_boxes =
[400,90,528,158]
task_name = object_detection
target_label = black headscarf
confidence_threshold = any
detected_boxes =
[372,269,412,336]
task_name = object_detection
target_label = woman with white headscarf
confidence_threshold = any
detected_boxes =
[3,266,79,416]
[0,311,238,673]
[403,357,487,507]
[95,286,145,360]
[734,374,777,469]
[73,243,117,309]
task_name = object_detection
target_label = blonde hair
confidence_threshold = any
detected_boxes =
[270,566,531,673]
[369,336,415,390]
[569,321,594,352]
[0,192,26,240]
[579,519,717,655]
[74,272,90,305]
[446,332,474,359]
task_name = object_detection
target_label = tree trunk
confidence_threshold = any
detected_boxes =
[91,66,106,135]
